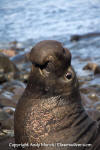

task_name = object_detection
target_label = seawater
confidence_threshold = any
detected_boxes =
[0,0,100,41]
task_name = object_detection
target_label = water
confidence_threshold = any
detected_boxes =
[0,0,100,77]
[0,0,100,41]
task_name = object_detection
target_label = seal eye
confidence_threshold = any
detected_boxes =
[66,72,72,80]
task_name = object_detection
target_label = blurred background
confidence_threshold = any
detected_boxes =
[0,0,100,42]
[0,0,100,148]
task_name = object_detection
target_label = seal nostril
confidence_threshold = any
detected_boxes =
[66,72,72,80]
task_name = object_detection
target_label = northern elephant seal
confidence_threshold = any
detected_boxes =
[14,40,100,150]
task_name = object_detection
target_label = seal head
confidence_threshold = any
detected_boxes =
[27,40,78,96]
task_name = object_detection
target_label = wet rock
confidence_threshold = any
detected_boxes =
[0,109,14,149]
[70,32,100,42]
[0,53,20,82]
[79,76,90,88]
[0,109,10,120]
[0,129,14,139]
[0,109,14,130]
[1,80,26,97]
[80,84,100,104]
[79,57,92,62]
[11,51,30,65]
[0,41,25,52]
[10,51,31,71]
[0,49,17,57]
[88,93,100,102]
[10,51,31,82]
[9,41,18,48]
[0,131,14,150]
[14,60,31,83]
[19,66,31,83]
[86,108,100,121]
[81,94,93,109]
[1,80,26,92]
[80,87,90,94]
[0,72,18,83]
[0,116,14,130]
[0,94,17,108]
[0,53,19,73]
[0,72,7,83]
[19,72,30,83]
[0,104,3,108]
[70,34,81,42]
[88,84,100,96]
[94,101,100,111]
[83,62,100,74]
[9,41,25,51]
[3,107,15,115]
[0,80,25,107]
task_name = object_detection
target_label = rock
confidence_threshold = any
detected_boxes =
[0,94,17,108]
[0,129,14,150]
[0,136,14,150]
[81,94,93,109]
[3,107,15,115]
[86,108,100,122]
[0,53,20,82]
[83,62,100,74]
[70,34,81,42]
[0,116,14,130]
[9,41,25,51]
[0,72,17,83]
[0,53,19,73]
[11,52,30,65]
[9,41,18,47]
[70,32,100,42]
[0,129,14,140]
[94,101,100,111]
[0,109,14,130]
[1,80,26,94]
[0,72,7,83]
[0,109,10,121]
[88,93,100,102]
[19,68,30,83]
[80,87,91,94]
[0,104,3,108]
[10,52,31,82]
[0,49,17,57]
[0,41,25,52]
[0,80,26,107]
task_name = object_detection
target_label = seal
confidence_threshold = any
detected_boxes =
[14,40,100,150]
